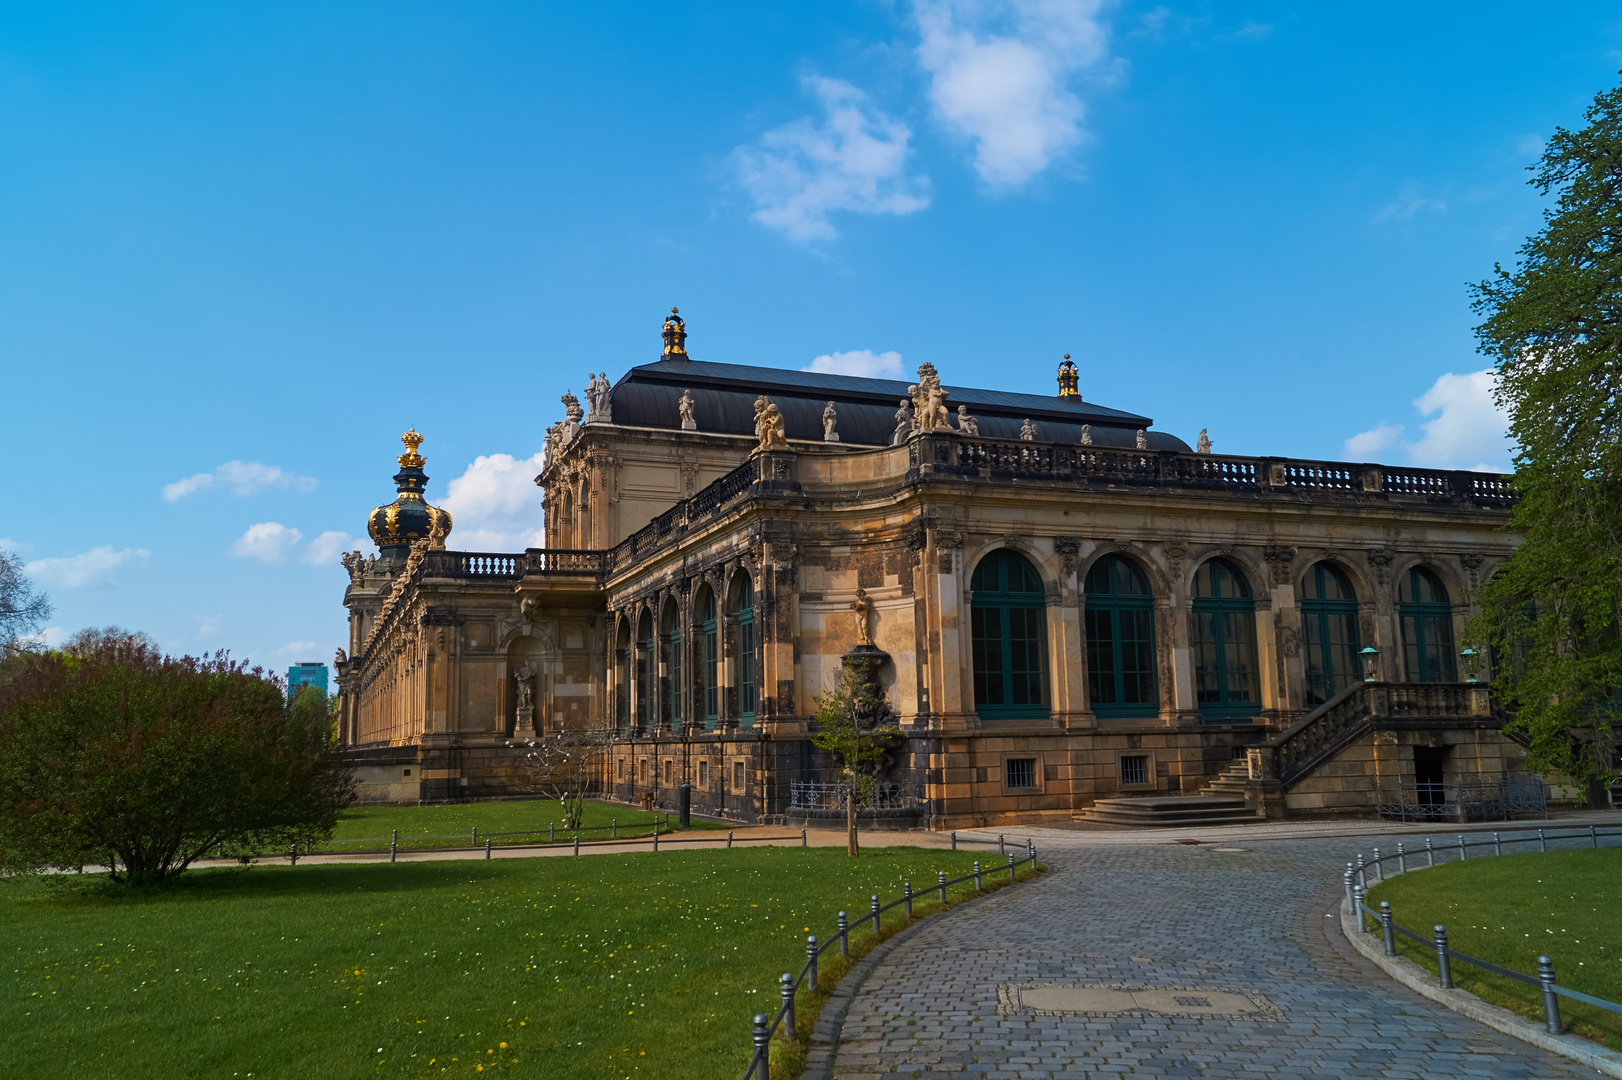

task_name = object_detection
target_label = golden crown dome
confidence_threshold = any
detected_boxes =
[367,428,452,556]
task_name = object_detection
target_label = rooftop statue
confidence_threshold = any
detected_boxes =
[584,372,612,422]
[956,404,979,437]
[909,362,951,432]
[1020,418,1037,441]
[1197,428,1212,454]
[1136,428,1148,450]
[892,398,915,445]
[823,400,840,442]
[1080,424,1092,446]
[753,395,789,451]
[678,388,696,430]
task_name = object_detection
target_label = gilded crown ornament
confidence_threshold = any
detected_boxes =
[398,427,425,466]
[1057,354,1080,399]
[367,428,452,557]
[662,306,688,357]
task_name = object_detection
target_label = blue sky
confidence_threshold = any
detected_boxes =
[3,2,1617,671]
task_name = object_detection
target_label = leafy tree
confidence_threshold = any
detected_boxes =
[509,727,618,831]
[0,641,356,886]
[1470,74,1622,795]
[63,625,158,656]
[810,664,902,857]
[0,550,51,659]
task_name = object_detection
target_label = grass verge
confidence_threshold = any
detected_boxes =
[3,845,999,1080]
[313,800,726,855]
[1366,847,1622,1051]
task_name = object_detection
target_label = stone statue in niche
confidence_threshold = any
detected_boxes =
[955,405,979,436]
[849,587,876,648]
[753,395,789,451]
[1079,424,1092,446]
[334,646,347,667]
[678,388,696,430]
[891,398,915,445]
[908,362,951,432]
[1020,418,1037,441]
[823,400,840,442]
[1196,428,1212,454]
[1136,428,1148,450]
[514,662,537,733]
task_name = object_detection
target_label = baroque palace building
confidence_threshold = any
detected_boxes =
[333,309,1529,826]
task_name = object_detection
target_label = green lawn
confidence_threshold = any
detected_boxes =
[3,846,1010,1079]
[1367,847,1622,1050]
[318,800,712,854]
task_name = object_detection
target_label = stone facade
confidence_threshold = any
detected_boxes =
[334,318,1526,824]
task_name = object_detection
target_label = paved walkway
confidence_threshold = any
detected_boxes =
[830,824,1613,1079]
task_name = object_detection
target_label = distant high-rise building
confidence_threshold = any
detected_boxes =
[287,662,328,701]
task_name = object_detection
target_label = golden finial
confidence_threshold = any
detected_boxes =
[1057,355,1081,399]
[398,427,426,467]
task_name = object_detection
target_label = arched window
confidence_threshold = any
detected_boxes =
[1301,562,1361,706]
[660,599,682,729]
[1191,558,1259,717]
[694,585,718,726]
[970,549,1050,718]
[1083,555,1157,718]
[731,575,758,724]
[1400,567,1457,682]
[635,610,654,730]
[614,617,631,729]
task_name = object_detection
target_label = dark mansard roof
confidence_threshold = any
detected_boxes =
[608,358,1190,451]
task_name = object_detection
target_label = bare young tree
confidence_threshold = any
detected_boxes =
[508,726,619,831]
[0,551,51,658]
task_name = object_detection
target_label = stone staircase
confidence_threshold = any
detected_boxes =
[1075,792,1257,828]
[1201,758,1252,797]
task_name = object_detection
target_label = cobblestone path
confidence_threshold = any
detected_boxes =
[830,833,1602,1079]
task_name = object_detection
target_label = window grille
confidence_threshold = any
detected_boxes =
[1120,754,1149,785]
[1005,757,1037,790]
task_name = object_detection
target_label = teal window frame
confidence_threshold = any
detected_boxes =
[970,549,1051,720]
[614,619,631,730]
[635,614,654,730]
[698,588,719,725]
[1301,562,1361,706]
[736,577,757,724]
[1190,558,1261,719]
[1083,554,1158,719]
[1400,567,1457,682]
[664,624,682,728]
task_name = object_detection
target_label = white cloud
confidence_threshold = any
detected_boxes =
[276,641,317,658]
[303,530,356,566]
[195,614,224,635]
[804,350,906,379]
[914,0,1113,186]
[0,537,32,555]
[1372,186,1447,223]
[1515,133,1545,157]
[231,522,303,562]
[26,546,151,588]
[162,461,318,502]
[38,626,67,647]
[1343,369,1512,473]
[439,452,548,552]
[734,76,931,241]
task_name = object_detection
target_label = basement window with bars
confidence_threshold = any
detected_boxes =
[733,761,745,791]
[1005,757,1037,790]
[1120,754,1149,786]
[698,760,709,788]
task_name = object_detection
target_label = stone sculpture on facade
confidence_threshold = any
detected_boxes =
[822,400,839,442]
[514,661,537,733]
[1080,424,1093,446]
[892,398,915,445]
[1020,418,1037,441]
[584,372,612,423]
[1136,428,1149,450]
[341,550,367,583]
[908,362,951,432]
[955,405,979,436]
[849,587,875,648]
[428,513,450,550]
[1197,428,1212,454]
[678,388,696,430]
[559,392,584,442]
[753,395,789,451]
[334,646,347,667]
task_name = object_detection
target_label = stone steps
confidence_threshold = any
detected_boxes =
[1076,794,1259,828]
[1201,759,1252,797]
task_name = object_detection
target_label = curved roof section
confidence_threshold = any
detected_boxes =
[609,358,1190,451]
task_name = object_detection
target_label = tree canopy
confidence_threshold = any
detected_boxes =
[0,550,51,659]
[1471,73,1622,791]
[0,640,355,885]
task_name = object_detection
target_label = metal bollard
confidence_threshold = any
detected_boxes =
[1435,926,1453,989]
[728,830,734,849]
[951,831,957,851]
[1538,828,1547,853]
[653,825,659,852]
[801,828,807,848]
[975,861,982,891]
[612,819,617,839]
[289,843,297,866]
[1007,852,1016,881]
[1426,837,1434,867]
[550,823,555,843]
[1372,847,1381,883]
[1538,956,1562,1034]
[1343,866,1354,913]
[871,894,881,933]
[1397,842,1406,874]
[472,827,478,847]
[751,1014,770,1080]
[574,834,580,856]
[1380,902,1396,955]
[938,870,947,905]
[1458,834,1466,861]
[485,838,492,860]
[999,833,1006,857]
[1592,825,1599,848]
[1353,883,1367,932]
[1493,832,1501,856]
[807,936,819,993]
[904,882,913,918]
[390,830,397,863]
[1026,838,1034,860]
[780,973,796,1040]
[1356,853,1365,889]
[837,912,849,957]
